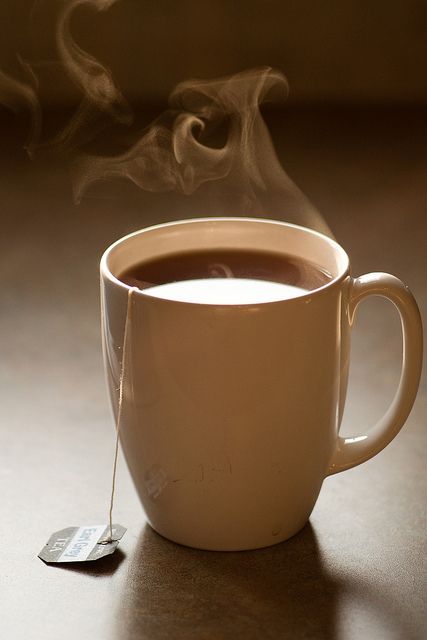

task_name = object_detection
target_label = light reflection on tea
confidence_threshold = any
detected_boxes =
[119,248,332,304]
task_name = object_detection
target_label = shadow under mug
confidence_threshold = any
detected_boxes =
[100,218,423,551]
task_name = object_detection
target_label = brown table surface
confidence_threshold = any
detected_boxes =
[1,108,426,639]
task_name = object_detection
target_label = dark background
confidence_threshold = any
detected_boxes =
[2,0,427,106]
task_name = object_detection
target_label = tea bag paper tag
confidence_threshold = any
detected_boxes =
[38,524,126,564]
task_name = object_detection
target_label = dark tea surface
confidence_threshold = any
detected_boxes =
[118,249,332,304]
[119,249,331,290]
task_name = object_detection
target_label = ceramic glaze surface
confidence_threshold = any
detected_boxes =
[100,218,422,551]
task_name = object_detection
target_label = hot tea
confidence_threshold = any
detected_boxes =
[119,248,332,304]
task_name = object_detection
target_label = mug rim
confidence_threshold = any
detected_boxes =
[100,217,350,306]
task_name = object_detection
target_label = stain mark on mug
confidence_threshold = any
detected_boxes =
[197,464,205,482]
[145,464,168,499]
[226,455,233,475]
[272,524,282,536]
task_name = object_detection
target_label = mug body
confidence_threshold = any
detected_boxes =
[101,218,350,550]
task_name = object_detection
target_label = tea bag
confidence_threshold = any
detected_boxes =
[38,288,137,564]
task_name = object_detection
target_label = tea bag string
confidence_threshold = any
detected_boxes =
[105,286,137,542]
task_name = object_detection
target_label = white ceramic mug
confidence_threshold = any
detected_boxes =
[100,218,423,551]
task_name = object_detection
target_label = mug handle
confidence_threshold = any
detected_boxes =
[327,273,423,475]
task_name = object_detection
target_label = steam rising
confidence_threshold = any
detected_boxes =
[0,59,41,157]
[54,0,132,148]
[73,67,331,236]
[0,2,330,237]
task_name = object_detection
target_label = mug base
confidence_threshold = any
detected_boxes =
[145,519,309,552]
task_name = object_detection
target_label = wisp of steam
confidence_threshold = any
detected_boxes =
[0,0,330,237]
[0,58,41,157]
[53,0,132,149]
[73,67,331,237]
[57,0,130,120]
